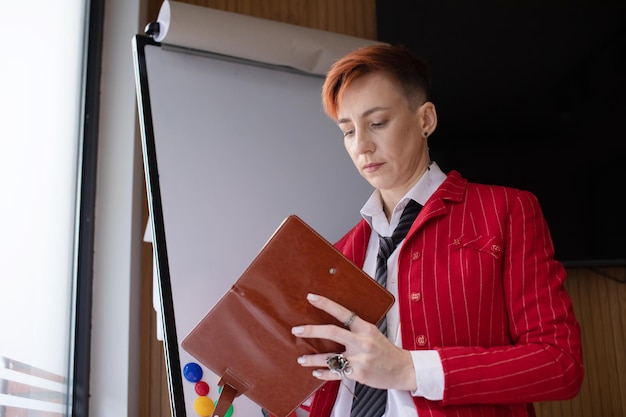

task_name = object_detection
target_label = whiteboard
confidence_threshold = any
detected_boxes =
[133,35,373,417]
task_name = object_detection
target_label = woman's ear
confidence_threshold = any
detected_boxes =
[420,101,437,137]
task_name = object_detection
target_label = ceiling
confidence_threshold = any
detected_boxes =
[375,1,626,139]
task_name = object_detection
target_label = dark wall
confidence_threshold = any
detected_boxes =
[376,1,626,265]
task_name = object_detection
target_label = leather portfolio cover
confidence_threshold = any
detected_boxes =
[181,215,395,417]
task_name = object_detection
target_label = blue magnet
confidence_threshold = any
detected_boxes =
[183,362,203,382]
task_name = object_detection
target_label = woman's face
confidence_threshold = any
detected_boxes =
[336,72,433,201]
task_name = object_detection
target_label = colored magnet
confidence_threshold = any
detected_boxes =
[193,396,214,417]
[183,362,203,382]
[195,380,210,396]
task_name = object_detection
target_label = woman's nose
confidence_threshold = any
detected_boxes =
[353,130,374,154]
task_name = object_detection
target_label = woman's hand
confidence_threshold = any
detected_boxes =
[291,293,417,391]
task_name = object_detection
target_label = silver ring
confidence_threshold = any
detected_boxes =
[326,354,351,378]
[343,311,357,327]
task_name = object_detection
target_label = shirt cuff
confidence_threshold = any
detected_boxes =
[409,350,445,400]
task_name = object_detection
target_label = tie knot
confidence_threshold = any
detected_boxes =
[377,200,422,260]
[378,236,395,259]
[392,199,422,242]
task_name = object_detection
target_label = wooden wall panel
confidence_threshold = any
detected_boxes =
[145,0,377,40]
[535,267,626,417]
[136,1,626,416]
[139,235,170,417]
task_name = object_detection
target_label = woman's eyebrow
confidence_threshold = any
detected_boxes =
[337,106,389,125]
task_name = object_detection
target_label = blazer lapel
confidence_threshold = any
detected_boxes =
[408,170,467,237]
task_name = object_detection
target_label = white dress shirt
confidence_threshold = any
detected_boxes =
[329,162,447,417]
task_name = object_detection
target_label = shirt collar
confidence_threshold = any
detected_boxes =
[360,162,447,234]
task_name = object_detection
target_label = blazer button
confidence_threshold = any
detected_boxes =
[410,292,421,302]
[411,251,421,261]
[416,335,427,346]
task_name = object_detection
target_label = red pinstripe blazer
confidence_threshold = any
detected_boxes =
[308,171,583,417]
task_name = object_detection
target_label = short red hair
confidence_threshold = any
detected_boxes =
[321,44,432,120]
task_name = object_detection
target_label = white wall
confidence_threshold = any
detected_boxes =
[90,0,146,416]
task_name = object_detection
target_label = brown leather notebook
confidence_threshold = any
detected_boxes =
[181,215,394,417]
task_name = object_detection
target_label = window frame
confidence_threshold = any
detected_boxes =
[69,1,105,416]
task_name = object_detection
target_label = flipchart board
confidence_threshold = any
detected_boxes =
[132,2,381,416]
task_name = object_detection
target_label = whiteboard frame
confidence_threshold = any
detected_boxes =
[133,35,186,417]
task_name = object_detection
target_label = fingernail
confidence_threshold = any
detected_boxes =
[291,326,304,335]
[297,356,307,364]
[312,370,322,378]
[307,293,320,301]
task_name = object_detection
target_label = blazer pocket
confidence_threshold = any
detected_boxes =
[449,234,504,259]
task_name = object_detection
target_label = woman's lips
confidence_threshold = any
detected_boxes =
[362,162,383,173]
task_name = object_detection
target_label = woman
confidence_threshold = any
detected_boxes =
[290,44,583,417]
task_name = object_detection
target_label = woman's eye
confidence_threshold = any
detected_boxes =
[371,121,386,128]
[342,129,354,137]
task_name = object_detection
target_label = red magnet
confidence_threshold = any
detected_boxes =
[195,380,210,396]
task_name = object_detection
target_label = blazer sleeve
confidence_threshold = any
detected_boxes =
[435,188,584,405]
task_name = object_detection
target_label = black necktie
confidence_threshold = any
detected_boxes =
[350,199,422,417]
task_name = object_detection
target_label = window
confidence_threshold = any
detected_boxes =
[0,1,90,415]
